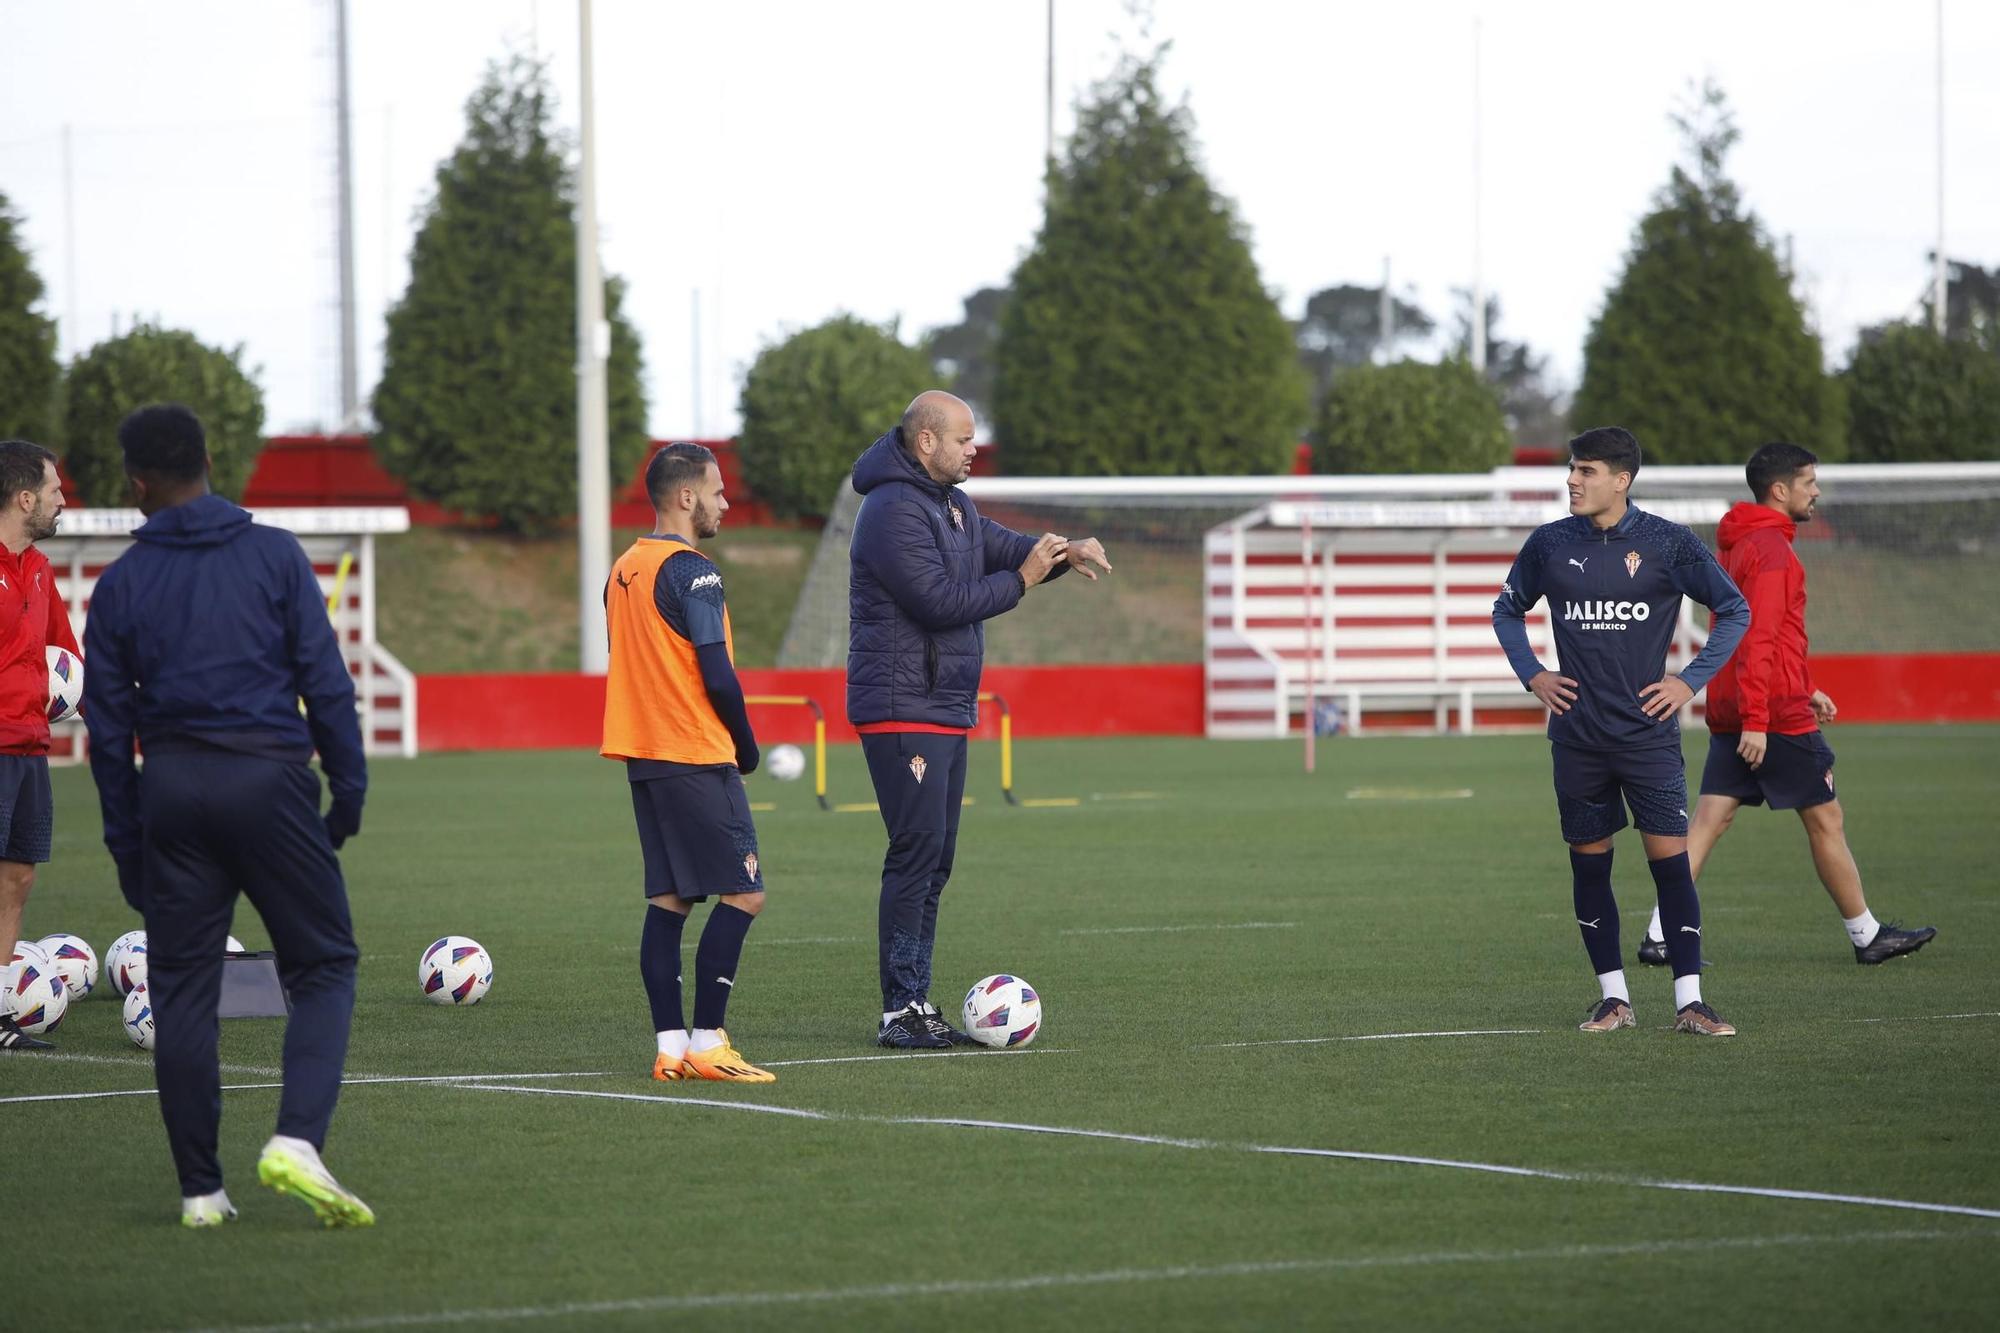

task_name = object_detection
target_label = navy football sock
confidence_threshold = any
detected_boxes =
[1570,847,1622,975]
[692,903,756,1030]
[640,904,687,1033]
[1648,851,1704,979]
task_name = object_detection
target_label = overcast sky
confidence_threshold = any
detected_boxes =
[3,0,1996,439]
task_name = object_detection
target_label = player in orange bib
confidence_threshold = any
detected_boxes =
[603,443,773,1083]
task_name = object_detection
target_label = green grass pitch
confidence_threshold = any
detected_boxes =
[8,726,1998,1330]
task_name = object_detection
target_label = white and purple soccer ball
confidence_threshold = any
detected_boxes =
[961,974,1043,1049]
[4,958,71,1035]
[104,930,149,997]
[46,646,83,724]
[37,933,99,999]
[122,984,155,1050]
[418,936,493,1006]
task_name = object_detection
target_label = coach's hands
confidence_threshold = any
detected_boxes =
[1020,533,1069,588]
[1639,674,1695,720]
[1736,729,1768,770]
[1062,537,1114,581]
[1811,689,1838,724]
[1528,670,1578,715]
[736,741,761,776]
[325,798,363,851]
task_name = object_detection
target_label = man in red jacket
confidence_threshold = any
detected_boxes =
[0,439,80,1051]
[1637,442,1935,966]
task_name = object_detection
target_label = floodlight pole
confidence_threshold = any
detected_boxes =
[1470,16,1486,375]
[335,0,360,429]
[576,0,612,674]
[1933,0,1947,335]
[1045,0,1056,165]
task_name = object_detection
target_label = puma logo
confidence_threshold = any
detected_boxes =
[1567,557,1589,573]
[614,571,635,592]
[1680,925,1702,936]
[1576,917,1601,929]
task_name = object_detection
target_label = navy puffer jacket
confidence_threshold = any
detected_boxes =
[846,430,1047,728]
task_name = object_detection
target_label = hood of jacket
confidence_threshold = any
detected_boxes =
[1715,501,1794,553]
[852,429,948,499]
[131,493,256,549]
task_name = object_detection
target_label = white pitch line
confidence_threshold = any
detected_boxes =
[19,1050,284,1077]
[1203,1028,1545,1049]
[175,1228,1990,1333]
[455,1084,2000,1221]
[762,1047,1072,1068]
[0,1071,610,1108]
[1850,1012,2000,1024]
[1059,921,1299,937]
[756,936,864,947]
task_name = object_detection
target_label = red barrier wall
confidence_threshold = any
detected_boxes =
[416,664,1205,753]
[414,654,1997,753]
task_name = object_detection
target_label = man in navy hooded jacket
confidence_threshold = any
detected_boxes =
[849,391,1111,1048]
[83,404,374,1229]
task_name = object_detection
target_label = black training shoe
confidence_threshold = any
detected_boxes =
[0,1015,53,1051]
[1855,922,1937,965]
[1637,936,1670,966]
[878,1005,949,1050]
[920,1005,980,1047]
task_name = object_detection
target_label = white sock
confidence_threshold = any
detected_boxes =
[183,1188,232,1210]
[656,1029,689,1060]
[1646,906,1664,943]
[1674,974,1703,1009]
[1844,910,1881,948]
[264,1134,322,1167]
[690,1027,725,1053]
[1597,970,1629,1004]
[882,1010,900,1026]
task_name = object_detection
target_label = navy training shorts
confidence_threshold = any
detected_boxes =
[1550,742,1689,844]
[1700,730,1837,810]
[629,766,764,902]
[0,754,53,864]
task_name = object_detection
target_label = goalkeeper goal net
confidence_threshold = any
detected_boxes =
[778,462,2000,738]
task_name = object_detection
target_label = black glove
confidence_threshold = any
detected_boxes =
[114,853,147,914]
[325,798,363,850]
[735,742,760,776]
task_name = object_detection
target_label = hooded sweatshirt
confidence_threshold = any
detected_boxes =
[845,429,1056,729]
[81,494,365,861]
[1703,501,1817,735]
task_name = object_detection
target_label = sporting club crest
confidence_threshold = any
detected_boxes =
[743,852,759,881]
[948,504,964,532]
[1624,550,1642,578]
[909,754,928,784]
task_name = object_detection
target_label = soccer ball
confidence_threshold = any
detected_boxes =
[766,743,806,782]
[47,646,83,724]
[9,937,51,975]
[37,933,99,999]
[961,974,1043,1048]
[418,936,493,1005]
[4,959,70,1035]
[105,930,149,996]
[122,984,155,1050]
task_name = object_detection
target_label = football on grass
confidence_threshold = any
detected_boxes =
[961,974,1043,1048]
[419,936,493,1005]
[766,743,806,782]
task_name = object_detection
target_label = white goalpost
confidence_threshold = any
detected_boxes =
[44,506,419,762]
[774,462,2000,743]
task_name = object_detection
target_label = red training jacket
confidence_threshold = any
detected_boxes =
[0,543,82,755]
[1703,502,1816,734]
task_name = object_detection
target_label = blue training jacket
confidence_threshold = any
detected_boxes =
[846,429,1054,728]
[82,494,366,860]
[1491,502,1749,752]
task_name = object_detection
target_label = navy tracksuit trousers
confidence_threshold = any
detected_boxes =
[862,732,967,1012]
[141,749,359,1196]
